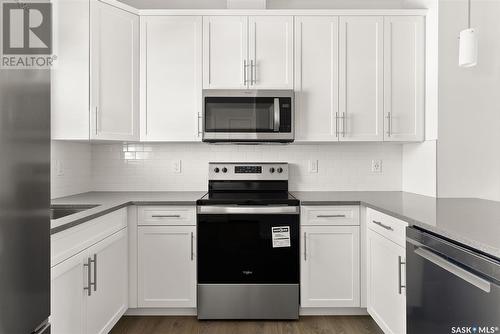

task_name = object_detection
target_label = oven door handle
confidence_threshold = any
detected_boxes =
[197,206,299,215]
[414,247,492,293]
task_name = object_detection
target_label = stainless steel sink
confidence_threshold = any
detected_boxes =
[50,204,99,220]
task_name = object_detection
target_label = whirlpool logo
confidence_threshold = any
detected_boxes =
[451,326,499,334]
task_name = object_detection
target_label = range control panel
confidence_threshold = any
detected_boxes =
[209,162,289,181]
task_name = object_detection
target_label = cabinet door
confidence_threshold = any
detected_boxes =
[339,17,384,141]
[249,16,293,89]
[301,226,360,307]
[51,0,90,140]
[50,252,87,334]
[203,16,248,89]
[295,16,339,141]
[367,229,406,334]
[86,228,128,334]
[384,16,425,142]
[91,2,139,140]
[138,226,196,308]
[141,16,202,141]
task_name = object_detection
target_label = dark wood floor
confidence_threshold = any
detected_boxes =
[110,316,383,334]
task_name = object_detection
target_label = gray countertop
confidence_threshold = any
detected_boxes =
[292,191,500,260]
[51,191,206,234]
[52,190,500,260]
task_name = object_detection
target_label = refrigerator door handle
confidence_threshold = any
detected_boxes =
[414,247,491,293]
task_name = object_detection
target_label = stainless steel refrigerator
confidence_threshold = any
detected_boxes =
[0,68,51,333]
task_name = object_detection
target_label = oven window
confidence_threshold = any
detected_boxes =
[205,97,276,132]
[197,214,299,284]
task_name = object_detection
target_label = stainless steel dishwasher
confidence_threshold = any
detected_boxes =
[406,227,500,334]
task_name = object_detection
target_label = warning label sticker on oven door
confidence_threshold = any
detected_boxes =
[272,226,291,248]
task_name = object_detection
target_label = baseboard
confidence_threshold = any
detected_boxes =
[299,307,368,316]
[125,307,368,317]
[125,308,197,316]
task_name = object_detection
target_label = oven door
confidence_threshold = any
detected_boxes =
[197,206,300,284]
[202,90,294,142]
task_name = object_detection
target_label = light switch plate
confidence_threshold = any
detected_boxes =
[172,160,182,174]
[309,160,318,173]
[371,160,382,173]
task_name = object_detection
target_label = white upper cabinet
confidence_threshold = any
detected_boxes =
[301,225,360,308]
[91,1,139,141]
[141,16,202,141]
[384,16,425,142]
[339,16,384,142]
[203,15,293,89]
[294,16,339,141]
[51,0,90,140]
[203,16,249,89]
[248,16,294,89]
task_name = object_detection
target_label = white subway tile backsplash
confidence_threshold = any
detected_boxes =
[90,142,403,192]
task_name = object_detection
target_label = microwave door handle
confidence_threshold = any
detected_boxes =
[273,98,280,131]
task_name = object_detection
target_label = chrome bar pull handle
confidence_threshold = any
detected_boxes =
[190,232,194,261]
[386,112,392,137]
[197,112,203,137]
[372,220,394,231]
[243,59,248,85]
[90,254,97,292]
[83,257,92,296]
[95,107,99,135]
[303,232,307,261]
[317,214,346,218]
[398,256,406,294]
[151,215,181,218]
[335,112,339,137]
[250,60,255,85]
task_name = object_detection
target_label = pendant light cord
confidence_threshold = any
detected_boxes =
[468,0,471,28]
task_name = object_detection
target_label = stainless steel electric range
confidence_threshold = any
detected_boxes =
[196,162,300,320]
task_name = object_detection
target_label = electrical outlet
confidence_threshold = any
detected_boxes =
[371,160,382,173]
[309,160,318,173]
[172,160,182,174]
[55,160,64,176]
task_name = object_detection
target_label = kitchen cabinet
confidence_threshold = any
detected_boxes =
[384,16,425,142]
[91,0,139,141]
[140,16,202,141]
[294,16,340,141]
[301,226,360,308]
[366,209,407,334]
[51,227,128,334]
[138,225,196,308]
[203,15,293,89]
[51,0,90,140]
[339,16,384,141]
[300,206,361,308]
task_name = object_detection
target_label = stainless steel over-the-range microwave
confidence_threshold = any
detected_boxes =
[202,90,294,143]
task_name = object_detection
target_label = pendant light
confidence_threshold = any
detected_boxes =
[459,0,478,67]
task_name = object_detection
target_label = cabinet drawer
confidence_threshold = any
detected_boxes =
[138,206,196,226]
[366,208,408,247]
[302,206,360,226]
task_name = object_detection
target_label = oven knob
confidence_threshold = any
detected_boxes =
[277,167,284,173]
[269,168,275,173]
[222,167,228,173]
[214,167,220,173]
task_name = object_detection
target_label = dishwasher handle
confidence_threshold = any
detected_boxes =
[414,247,492,293]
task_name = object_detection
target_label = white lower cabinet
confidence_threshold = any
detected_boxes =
[367,209,407,334]
[137,225,196,308]
[51,227,128,334]
[300,210,361,308]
